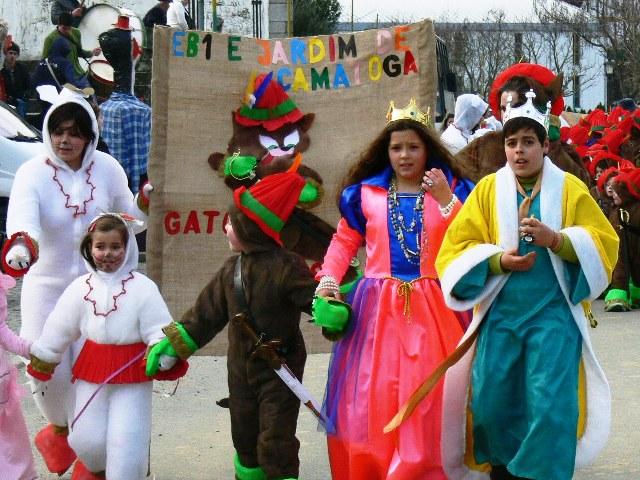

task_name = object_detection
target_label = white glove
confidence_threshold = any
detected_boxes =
[6,243,32,271]
[158,354,178,371]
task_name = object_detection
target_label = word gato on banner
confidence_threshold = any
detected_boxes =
[171,26,419,92]
[164,210,229,235]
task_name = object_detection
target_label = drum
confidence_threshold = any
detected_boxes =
[88,56,114,100]
[78,4,144,51]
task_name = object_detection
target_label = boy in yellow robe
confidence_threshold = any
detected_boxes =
[435,91,619,480]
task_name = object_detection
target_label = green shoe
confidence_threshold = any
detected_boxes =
[629,281,640,309]
[604,289,630,312]
[234,453,266,480]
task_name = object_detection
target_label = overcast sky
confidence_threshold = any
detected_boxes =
[338,0,541,23]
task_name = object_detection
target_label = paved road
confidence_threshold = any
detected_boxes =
[7,277,640,479]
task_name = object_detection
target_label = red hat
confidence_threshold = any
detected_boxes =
[233,172,315,245]
[616,168,640,200]
[585,109,609,135]
[235,72,304,132]
[597,166,620,193]
[574,144,589,158]
[586,150,628,178]
[607,105,628,125]
[566,123,590,146]
[489,63,564,121]
[599,127,627,156]
[113,15,133,31]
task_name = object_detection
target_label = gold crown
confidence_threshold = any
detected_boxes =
[386,99,432,127]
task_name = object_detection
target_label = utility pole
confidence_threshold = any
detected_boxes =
[351,0,354,31]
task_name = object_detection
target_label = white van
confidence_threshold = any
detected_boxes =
[0,102,44,234]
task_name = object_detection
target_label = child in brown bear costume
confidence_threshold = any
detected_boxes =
[146,172,318,480]
[604,168,640,311]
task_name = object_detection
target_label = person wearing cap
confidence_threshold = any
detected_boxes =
[42,11,100,78]
[99,15,151,194]
[50,0,85,27]
[167,0,194,30]
[145,172,318,480]
[143,0,171,29]
[441,93,489,154]
[604,168,640,312]
[436,91,618,479]
[1,41,30,117]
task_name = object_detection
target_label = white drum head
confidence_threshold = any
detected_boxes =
[79,4,119,50]
[89,60,114,84]
[78,4,144,51]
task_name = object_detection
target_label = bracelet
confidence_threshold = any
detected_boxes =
[316,275,339,295]
[439,194,458,218]
[549,232,563,252]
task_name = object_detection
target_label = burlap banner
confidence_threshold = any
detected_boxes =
[147,20,437,353]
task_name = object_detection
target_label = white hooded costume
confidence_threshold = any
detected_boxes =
[30,213,176,478]
[441,94,489,154]
[6,87,147,426]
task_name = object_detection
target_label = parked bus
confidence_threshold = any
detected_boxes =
[435,35,457,130]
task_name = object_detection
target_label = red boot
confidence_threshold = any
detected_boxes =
[71,460,106,479]
[34,424,77,475]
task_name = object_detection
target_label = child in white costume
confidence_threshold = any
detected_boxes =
[28,213,185,480]
[3,86,147,475]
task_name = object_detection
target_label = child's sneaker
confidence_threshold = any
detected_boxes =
[604,289,630,312]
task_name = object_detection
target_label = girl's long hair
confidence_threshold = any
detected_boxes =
[336,119,463,208]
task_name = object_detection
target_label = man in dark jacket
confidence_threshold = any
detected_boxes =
[50,0,85,27]
[1,42,30,116]
[143,0,171,28]
[43,12,100,78]
[146,172,319,480]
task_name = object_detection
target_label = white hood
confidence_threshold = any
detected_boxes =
[453,94,489,134]
[41,87,99,170]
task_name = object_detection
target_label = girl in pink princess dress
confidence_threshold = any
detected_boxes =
[0,273,37,480]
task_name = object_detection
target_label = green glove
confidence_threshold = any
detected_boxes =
[145,338,178,377]
[312,296,352,333]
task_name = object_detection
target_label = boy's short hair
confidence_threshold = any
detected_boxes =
[58,12,73,27]
[502,117,547,145]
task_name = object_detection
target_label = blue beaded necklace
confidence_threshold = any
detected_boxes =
[387,175,425,265]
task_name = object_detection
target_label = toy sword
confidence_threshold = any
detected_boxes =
[233,313,333,432]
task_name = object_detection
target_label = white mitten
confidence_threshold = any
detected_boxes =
[6,243,32,271]
[158,354,178,371]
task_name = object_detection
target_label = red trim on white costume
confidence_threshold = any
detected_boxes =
[83,271,134,317]
[47,159,96,217]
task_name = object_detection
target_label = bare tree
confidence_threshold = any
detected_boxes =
[435,10,517,98]
[534,0,640,101]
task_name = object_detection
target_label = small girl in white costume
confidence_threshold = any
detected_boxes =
[28,213,186,480]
